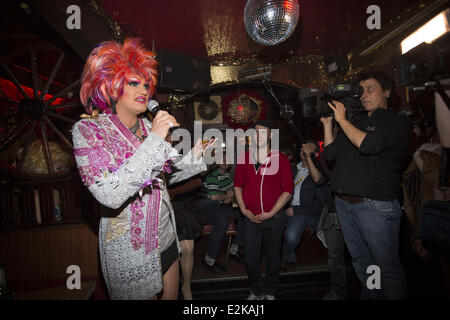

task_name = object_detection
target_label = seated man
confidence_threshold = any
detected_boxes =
[282,140,328,270]
[196,151,244,273]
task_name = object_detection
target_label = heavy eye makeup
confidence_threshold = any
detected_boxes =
[128,79,149,90]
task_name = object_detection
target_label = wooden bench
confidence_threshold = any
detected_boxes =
[15,280,96,300]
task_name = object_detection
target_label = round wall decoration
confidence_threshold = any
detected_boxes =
[222,89,267,130]
[197,100,220,121]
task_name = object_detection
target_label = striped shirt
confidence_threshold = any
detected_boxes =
[199,168,233,198]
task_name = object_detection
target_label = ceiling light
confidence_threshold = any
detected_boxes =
[401,8,450,54]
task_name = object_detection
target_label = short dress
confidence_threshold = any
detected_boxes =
[170,179,205,241]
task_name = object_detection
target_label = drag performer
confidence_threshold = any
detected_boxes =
[72,38,211,299]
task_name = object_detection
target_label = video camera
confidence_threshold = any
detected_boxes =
[398,32,450,118]
[398,32,450,87]
[299,82,366,120]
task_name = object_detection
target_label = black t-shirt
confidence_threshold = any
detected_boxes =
[323,108,412,201]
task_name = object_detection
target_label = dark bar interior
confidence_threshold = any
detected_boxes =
[0,0,449,306]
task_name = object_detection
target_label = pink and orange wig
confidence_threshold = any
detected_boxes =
[80,37,158,114]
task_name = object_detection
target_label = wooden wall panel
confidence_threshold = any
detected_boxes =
[0,223,99,293]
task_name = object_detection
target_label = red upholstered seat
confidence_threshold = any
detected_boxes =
[202,219,236,234]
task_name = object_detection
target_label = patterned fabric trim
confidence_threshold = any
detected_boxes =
[146,188,161,254]
[130,197,146,251]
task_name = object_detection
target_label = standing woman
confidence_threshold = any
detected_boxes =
[167,175,204,300]
[72,38,210,299]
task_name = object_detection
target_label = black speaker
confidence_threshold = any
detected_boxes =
[324,55,349,77]
[156,50,211,93]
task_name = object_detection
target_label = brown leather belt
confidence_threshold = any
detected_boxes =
[336,193,364,204]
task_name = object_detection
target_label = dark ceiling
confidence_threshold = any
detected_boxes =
[98,0,425,62]
[0,1,431,61]
[0,0,443,90]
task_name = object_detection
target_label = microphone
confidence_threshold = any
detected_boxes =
[147,99,215,150]
[147,99,178,132]
[147,99,165,117]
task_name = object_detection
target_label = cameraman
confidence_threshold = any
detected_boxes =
[322,71,412,300]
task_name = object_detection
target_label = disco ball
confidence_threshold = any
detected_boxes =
[244,0,300,46]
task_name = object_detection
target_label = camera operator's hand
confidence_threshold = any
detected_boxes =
[328,100,347,124]
[328,100,367,149]
[321,116,335,147]
[151,111,179,139]
[320,116,333,126]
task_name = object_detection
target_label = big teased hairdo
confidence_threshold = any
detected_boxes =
[80,37,158,114]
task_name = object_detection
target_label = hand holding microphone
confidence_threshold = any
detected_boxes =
[147,100,179,139]
[148,99,217,157]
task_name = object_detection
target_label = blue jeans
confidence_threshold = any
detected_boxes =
[196,198,243,259]
[282,213,319,263]
[335,196,406,300]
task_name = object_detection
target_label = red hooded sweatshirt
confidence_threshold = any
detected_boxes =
[234,149,293,215]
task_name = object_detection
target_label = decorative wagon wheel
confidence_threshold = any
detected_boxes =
[0,42,83,181]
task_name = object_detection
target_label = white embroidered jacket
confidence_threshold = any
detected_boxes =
[72,114,206,210]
